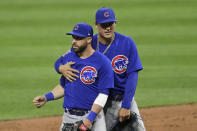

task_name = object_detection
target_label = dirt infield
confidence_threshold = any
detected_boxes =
[0,104,196,131]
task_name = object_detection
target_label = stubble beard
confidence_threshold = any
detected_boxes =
[73,43,88,54]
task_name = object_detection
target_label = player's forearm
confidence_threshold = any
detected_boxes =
[87,93,108,122]
[121,71,138,109]
[51,84,64,100]
[91,104,103,114]
[45,84,64,101]
[91,93,108,114]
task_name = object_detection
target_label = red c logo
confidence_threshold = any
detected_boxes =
[104,12,109,17]
[80,66,97,84]
[111,55,129,74]
[74,25,79,30]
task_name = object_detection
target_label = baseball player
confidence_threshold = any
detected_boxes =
[33,23,114,131]
[55,8,146,131]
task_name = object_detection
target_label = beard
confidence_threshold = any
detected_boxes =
[72,43,87,54]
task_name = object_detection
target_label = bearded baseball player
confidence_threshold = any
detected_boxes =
[55,8,146,131]
[33,23,114,131]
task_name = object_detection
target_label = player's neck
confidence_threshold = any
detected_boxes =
[78,45,95,59]
[98,33,115,45]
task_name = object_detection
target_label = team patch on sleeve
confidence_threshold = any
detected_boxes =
[111,55,129,74]
[80,66,97,84]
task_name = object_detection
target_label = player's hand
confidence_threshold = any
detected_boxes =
[118,108,130,122]
[33,96,47,108]
[59,62,79,82]
[83,118,92,129]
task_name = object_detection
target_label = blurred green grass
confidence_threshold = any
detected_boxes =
[0,0,197,120]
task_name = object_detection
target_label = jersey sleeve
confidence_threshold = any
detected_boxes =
[126,38,143,73]
[97,56,114,95]
[60,75,66,87]
[54,49,72,74]
[121,71,138,109]
[54,56,64,74]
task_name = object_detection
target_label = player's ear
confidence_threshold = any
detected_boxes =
[113,22,117,27]
[94,22,98,29]
[87,37,92,44]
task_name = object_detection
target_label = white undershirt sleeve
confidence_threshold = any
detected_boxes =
[93,93,108,107]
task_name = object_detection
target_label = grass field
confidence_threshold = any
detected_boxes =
[0,0,197,120]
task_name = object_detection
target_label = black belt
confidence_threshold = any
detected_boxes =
[65,108,89,116]
[109,94,123,101]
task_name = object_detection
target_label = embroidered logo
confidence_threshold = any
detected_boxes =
[111,55,129,74]
[104,12,110,17]
[80,66,97,84]
[74,25,79,30]
[97,114,102,119]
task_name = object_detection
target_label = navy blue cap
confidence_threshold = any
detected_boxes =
[66,23,93,37]
[96,7,117,24]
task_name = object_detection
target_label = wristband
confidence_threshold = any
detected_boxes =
[45,92,54,101]
[87,111,97,122]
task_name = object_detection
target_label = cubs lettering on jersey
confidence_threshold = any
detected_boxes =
[80,66,97,84]
[111,55,129,74]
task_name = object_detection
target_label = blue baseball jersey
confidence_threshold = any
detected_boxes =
[92,32,143,96]
[57,51,114,110]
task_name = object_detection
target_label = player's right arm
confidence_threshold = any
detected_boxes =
[33,84,64,108]
[54,53,79,82]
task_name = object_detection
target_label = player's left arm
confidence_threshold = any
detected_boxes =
[119,71,138,122]
[121,72,138,109]
[119,38,143,122]
[83,93,108,129]
[83,56,114,129]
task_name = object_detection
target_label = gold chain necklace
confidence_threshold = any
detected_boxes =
[96,36,114,55]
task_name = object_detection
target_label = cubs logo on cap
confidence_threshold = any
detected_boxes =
[96,7,117,24]
[111,55,129,74]
[80,66,97,84]
[104,12,110,17]
[66,23,93,37]
[74,25,79,30]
